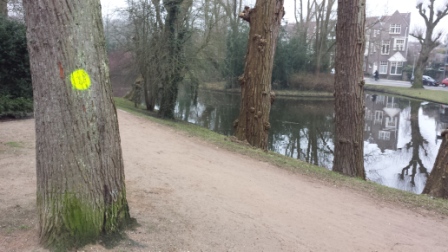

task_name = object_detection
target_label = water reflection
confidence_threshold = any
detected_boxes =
[175,89,445,193]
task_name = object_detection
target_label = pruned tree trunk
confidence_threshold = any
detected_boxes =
[422,129,448,198]
[23,0,130,249]
[234,1,284,150]
[332,0,366,179]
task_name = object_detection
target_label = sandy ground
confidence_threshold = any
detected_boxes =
[1,110,448,252]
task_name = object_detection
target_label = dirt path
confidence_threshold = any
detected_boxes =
[1,110,448,252]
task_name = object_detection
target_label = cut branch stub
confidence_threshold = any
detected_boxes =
[238,6,252,23]
[238,75,245,86]
[233,119,239,128]
[270,91,276,104]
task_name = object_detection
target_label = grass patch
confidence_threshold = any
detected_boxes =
[366,84,448,104]
[202,82,447,104]
[114,97,448,217]
[5,141,22,148]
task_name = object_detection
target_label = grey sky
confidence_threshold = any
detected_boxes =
[101,0,448,39]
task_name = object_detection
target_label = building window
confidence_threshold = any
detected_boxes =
[375,111,383,120]
[376,95,385,104]
[389,24,401,34]
[394,39,405,51]
[381,40,390,55]
[373,29,380,37]
[365,109,374,121]
[370,43,377,54]
[386,117,397,128]
[378,131,391,140]
[379,61,388,74]
[390,62,403,75]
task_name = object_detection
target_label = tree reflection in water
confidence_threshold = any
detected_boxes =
[395,100,429,191]
[175,88,442,193]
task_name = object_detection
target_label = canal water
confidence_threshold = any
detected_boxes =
[175,89,447,194]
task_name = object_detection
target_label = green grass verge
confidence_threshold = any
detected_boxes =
[201,82,448,104]
[5,141,23,148]
[114,97,448,217]
[366,84,448,104]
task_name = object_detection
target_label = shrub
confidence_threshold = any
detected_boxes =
[0,96,33,118]
[287,73,334,92]
[0,16,32,118]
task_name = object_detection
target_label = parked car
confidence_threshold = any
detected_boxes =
[441,78,448,87]
[410,75,439,86]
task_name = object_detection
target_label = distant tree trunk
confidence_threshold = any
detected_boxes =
[158,0,188,118]
[0,0,6,17]
[422,129,448,198]
[234,1,285,150]
[332,0,366,179]
[24,0,130,249]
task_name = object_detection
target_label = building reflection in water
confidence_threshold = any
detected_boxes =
[175,89,443,194]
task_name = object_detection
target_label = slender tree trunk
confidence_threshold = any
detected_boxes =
[412,44,432,89]
[234,1,284,150]
[0,0,6,17]
[422,129,448,198]
[24,0,130,249]
[332,0,366,179]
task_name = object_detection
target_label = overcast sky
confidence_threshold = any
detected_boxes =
[100,0,448,40]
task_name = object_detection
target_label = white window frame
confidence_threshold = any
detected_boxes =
[390,61,403,75]
[394,38,405,51]
[385,117,397,128]
[379,61,388,74]
[381,40,390,55]
[389,24,401,34]
[379,131,391,140]
[375,111,383,120]
[373,29,380,38]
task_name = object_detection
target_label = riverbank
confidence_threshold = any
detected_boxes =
[114,98,448,217]
[201,82,448,104]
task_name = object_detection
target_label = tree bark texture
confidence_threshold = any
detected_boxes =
[332,0,366,179]
[24,0,130,249]
[234,0,284,150]
[422,129,448,198]
[158,0,188,118]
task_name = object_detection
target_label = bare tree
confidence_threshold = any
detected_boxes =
[411,0,448,88]
[312,0,336,73]
[294,0,316,48]
[332,0,366,179]
[23,0,130,249]
[233,1,285,150]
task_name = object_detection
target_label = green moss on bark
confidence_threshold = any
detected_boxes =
[39,192,131,251]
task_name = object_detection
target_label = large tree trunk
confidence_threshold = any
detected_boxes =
[234,1,284,150]
[422,129,448,198]
[332,0,366,179]
[23,0,130,249]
